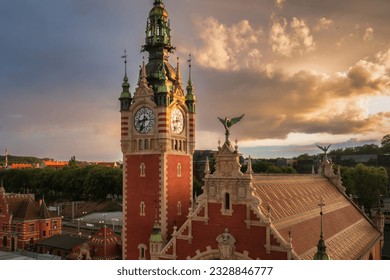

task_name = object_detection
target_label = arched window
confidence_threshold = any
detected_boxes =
[177,163,182,177]
[140,163,146,177]
[140,202,145,216]
[222,192,233,216]
[144,139,149,150]
[225,193,231,210]
[177,201,182,216]
[139,139,143,151]
[138,244,147,260]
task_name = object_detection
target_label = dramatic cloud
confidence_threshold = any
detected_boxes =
[363,27,374,41]
[314,17,333,31]
[196,50,390,142]
[2,0,390,160]
[275,0,285,9]
[269,15,315,57]
[193,17,263,71]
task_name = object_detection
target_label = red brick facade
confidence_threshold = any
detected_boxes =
[0,188,62,251]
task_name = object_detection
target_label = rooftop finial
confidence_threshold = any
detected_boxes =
[313,197,331,260]
[138,56,148,87]
[205,157,210,175]
[176,57,182,86]
[318,197,325,238]
[246,156,253,174]
[121,50,128,81]
[187,53,192,84]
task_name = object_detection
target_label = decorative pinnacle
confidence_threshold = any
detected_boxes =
[246,156,253,174]
[176,57,182,86]
[205,157,210,175]
[139,57,148,86]
[187,53,192,84]
[318,197,325,238]
[121,50,128,81]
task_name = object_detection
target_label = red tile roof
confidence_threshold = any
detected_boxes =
[252,174,381,260]
[43,160,68,168]
[5,194,58,220]
[10,163,33,169]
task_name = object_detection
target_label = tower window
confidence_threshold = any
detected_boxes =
[138,244,147,260]
[225,193,230,210]
[144,139,149,150]
[177,201,182,216]
[139,140,143,151]
[140,202,146,216]
[177,163,182,177]
[140,163,146,177]
[222,192,233,215]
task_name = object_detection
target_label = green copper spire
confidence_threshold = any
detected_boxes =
[313,198,331,260]
[142,0,176,107]
[119,50,132,112]
[185,54,196,113]
[143,0,173,54]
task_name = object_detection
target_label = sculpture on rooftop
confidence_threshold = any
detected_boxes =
[218,114,245,144]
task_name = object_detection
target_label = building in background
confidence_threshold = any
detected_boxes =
[0,183,62,251]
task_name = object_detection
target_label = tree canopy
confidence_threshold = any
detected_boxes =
[340,163,388,214]
[0,165,122,202]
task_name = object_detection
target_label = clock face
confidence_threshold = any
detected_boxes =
[134,107,155,133]
[170,108,184,134]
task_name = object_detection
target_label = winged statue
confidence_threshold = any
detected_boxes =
[218,114,245,143]
[316,144,332,155]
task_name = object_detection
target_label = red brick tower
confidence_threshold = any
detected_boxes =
[119,0,196,260]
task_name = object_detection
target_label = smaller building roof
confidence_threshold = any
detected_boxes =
[10,163,33,169]
[36,234,88,251]
[5,194,59,220]
[43,160,68,168]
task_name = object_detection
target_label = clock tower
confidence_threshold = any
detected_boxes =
[119,0,196,260]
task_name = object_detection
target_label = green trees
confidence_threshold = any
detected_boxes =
[340,163,388,214]
[0,165,122,202]
[381,134,390,153]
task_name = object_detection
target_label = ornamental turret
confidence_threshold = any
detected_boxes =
[185,54,196,113]
[119,50,132,112]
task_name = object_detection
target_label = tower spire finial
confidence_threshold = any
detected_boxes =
[119,49,132,112]
[188,53,192,84]
[313,197,331,260]
[176,57,182,86]
[121,50,128,81]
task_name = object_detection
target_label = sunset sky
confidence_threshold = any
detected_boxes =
[1,0,390,161]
